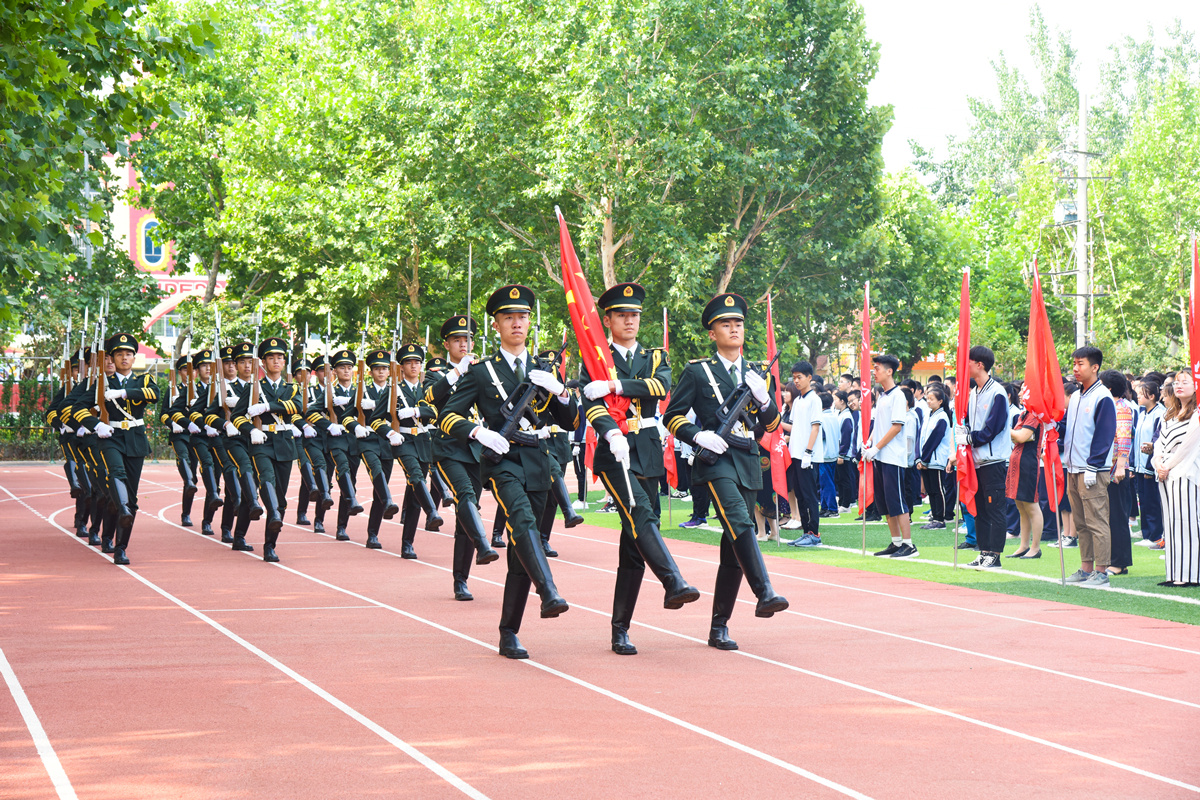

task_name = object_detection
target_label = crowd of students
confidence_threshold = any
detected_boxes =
[607,346,1200,589]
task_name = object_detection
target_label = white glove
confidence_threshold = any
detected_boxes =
[171,422,184,434]
[863,446,879,462]
[387,430,403,446]
[205,425,219,437]
[328,423,345,437]
[354,425,371,439]
[303,424,317,438]
[333,395,350,407]
[572,444,581,457]
[59,424,69,435]
[187,422,201,435]
[224,393,239,407]
[694,430,728,454]
[224,421,239,437]
[250,428,267,445]
[1083,470,1097,488]
[474,426,510,454]
[75,426,87,437]
[104,388,127,401]
[397,406,418,420]
[445,369,460,386]
[534,426,552,439]
[248,402,270,417]
[744,371,769,405]
[291,426,301,438]
[954,424,969,444]
[800,452,813,469]
[360,397,376,410]
[94,422,114,438]
[606,430,630,462]
[529,369,565,396]
[584,380,612,401]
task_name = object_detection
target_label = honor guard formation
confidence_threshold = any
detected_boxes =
[46,286,792,659]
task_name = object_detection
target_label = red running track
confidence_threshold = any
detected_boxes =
[2,463,1199,800]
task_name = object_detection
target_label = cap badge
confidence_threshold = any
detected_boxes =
[724,296,734,307]
[509,288,520,299]
[623,286,633,297]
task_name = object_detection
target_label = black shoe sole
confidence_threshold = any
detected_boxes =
[454,592,474,601]
[755,597,789,618]
[664,588,701,609]
[612,644,638,655]
[540,600,569,618]
[424,518,443,532]
[476,550,500,565]
[707,639,738,651]
[500,648,529,659]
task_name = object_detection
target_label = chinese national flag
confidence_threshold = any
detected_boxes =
[585,425,598,483]
[858,283,874,510]
[1020,258,1067,510]
[661,310,678,489]
[764,294,791,498]
[1191,237,1200,387]
[955,269,978,516]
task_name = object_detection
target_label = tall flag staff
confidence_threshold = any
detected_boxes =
[661,307,676,524]
[1021,257,1068,584]
[952,267,977,569]
[555,205,636,507]
[1191,235,1199,387]
[764,293,791,548]
[858,282,873,555]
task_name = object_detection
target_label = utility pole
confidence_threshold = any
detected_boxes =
[1075,92,1089,349]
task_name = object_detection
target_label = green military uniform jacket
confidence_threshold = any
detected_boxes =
[662,356,780,490]
[395,379,436,463]
[344,382,400,457]
[310,382,360,455]
[580,344,670,479]
[424,365,483,465]
[77,372,158,458]
[161,382,193,443]
[439,350,579,490]
[234,376,301,461]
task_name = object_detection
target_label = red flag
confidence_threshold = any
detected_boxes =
[1020,258,1067,510]
[585,425,598,483]
[1191,236,1200,387]
[954,269,978,515]
[661,309,678,488]
[764,294,791,498]
[858,282,874,510]
[557,208,632,432]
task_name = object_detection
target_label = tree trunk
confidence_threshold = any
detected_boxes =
[203,245,221,304]
[599,196,632,289]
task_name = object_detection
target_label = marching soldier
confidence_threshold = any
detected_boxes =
[203,344,253,544]
[581,283,700,655]
[76,332,157,565]
[185,349,223,536]
[313,348,365,540]
[212,342,266,553]
[233,336,302,562]
[343,349,404,548]
[161,354,199,526]
[663,294,789,650]
[440,285,579,659]
[424,316,499,602]
[393,343,444,559]
[291,357,334,528]
[47,350,96,542]
[62,349,109,549]
[536,348,585,558]
[298,354,335,532]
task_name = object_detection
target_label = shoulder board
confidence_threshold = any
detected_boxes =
[688,358,707,364]
[647,347,665,352]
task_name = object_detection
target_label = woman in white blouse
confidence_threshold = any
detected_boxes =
[1152,370,1200,586]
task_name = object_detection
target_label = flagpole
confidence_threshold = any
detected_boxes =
[664,306,672,526]
[1045,429,1067,586]
[861,281,869,557]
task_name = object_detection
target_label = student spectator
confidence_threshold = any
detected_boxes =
[1133,380,1165,547]
[901,386,921,513]
[787,362,823,545]
[816,392,840,516]
[1005,389,1043,559]
[1151,369,1200,586]
[833,390,857,512]
[1101,370,1135,575]
[958,345,1012,569]
[1062,347,1117,586]
[917,384,954,529]
[863,355,917,558]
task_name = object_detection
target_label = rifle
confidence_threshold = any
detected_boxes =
[251,301,263,431]
[185,312,195,405]
[390,304,401,432]
[325,312,335,421]
[94,295,109,425]
[356,309,369,427]
[170,327,182,403]
[695,350,783,466]
[62,317,73,394]
[300,322,309,415]
[481,342,568,465]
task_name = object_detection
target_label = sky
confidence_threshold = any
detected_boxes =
[857,0,1200,170]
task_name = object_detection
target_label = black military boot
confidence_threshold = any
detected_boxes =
[65,459,83,498]
[180,479,195,527]
[399,497,417,558]
[371,472,399,520]
[109,477,135,529]
[335,494,351,541]
[552,475,584,528]
[537,499,558,557]
[263,526,280,563]
[611,567,643,655]
[259,482,284,534]
[412,480,443,531]
[452,531,474,600]
[338,472,364,516]
[730,528,788,617]
[512,530,568,618]
[635,524,700,609]
[707,563,743,650]
[112,515,134,565]
[498,571,531,659]
[365,498,384,549]
[458,501,499,565]
[314,467,334,511]
[240,472,263,521]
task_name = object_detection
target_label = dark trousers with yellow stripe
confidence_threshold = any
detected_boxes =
[67,438,102,536]
[211,436,243,535]
[349,448,392,537]
[706,476,783,634]
[488,473,552,635]
[94,439,143,550]
[438,458,483,584]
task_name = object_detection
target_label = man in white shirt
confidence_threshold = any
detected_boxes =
[787,361,823,546]
[863,354,918,558]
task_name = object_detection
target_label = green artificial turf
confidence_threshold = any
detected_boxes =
[566,489,1200,627]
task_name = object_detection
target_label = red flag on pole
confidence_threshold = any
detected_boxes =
[858,282,874,510]
[661,309,679,489]
[585,426,598,483]
[764,294,791,498]
[557,207,632,432]
[1190,236,1200,387]
[1021,258,1067,510]
[954,269,978,516]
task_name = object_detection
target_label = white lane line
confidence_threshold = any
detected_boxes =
[150,502,874,798]
[0,647,79,800]
[543,521,1200,656]
[154,498,1200,795]
[196,606,384,613]
[1,486,491,800]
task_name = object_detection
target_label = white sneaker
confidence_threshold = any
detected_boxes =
[781,519,803,530]
[572,500,587,510]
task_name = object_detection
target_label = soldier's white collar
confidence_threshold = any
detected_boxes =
[611,341,637,360]
[716,352,742,375]
[499,347,528,373]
